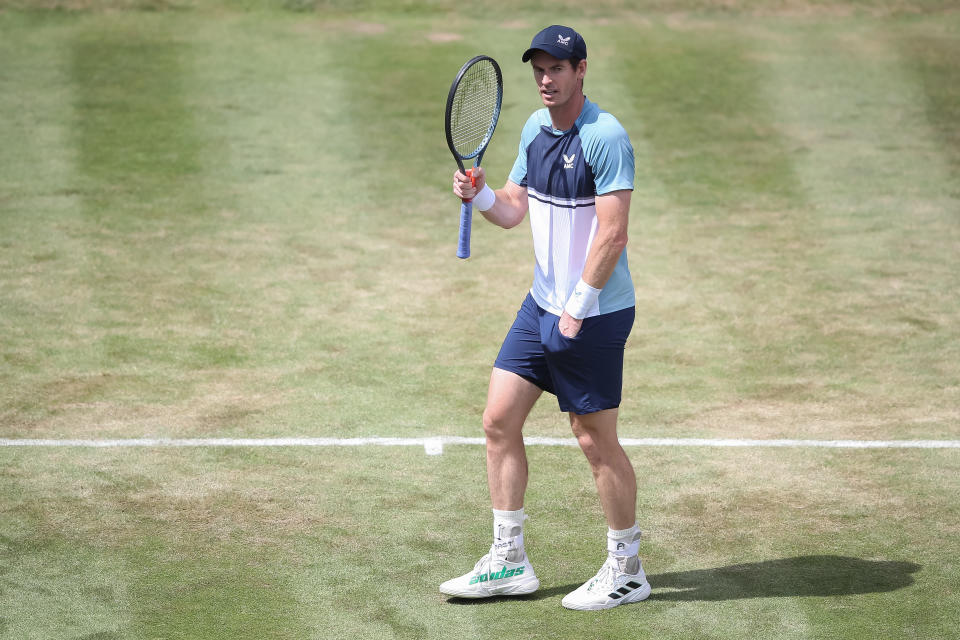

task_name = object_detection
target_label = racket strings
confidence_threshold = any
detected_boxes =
[450,62,500,158]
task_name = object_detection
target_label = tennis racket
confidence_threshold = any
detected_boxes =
[444,55,503,259]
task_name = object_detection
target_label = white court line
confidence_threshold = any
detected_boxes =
[1,436,959,455]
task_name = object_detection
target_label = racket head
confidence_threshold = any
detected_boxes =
[444,55,503,170]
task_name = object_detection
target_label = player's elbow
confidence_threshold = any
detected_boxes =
[607,228,628,253]
[500,214,525,230]
[497,200,528,229]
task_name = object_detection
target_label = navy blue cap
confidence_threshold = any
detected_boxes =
[521,25,587,63]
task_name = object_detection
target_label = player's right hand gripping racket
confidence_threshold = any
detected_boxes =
[444,55,503,259]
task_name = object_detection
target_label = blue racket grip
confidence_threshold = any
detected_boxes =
[457,200,473,259]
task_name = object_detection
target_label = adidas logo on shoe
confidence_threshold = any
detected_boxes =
[468,565,525,585]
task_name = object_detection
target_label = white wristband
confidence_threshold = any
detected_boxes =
[564,278,601,320]
[473,184,496,212]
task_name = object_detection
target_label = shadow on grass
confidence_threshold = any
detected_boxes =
[648,555,920,601]
[445,556,920,604]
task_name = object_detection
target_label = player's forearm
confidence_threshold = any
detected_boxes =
[562,223,626,324]
[580,190,630,289]
[475,180,528,229]
[479,189,527,229]
[580,226,628,289]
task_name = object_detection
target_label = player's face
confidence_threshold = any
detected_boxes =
[530,51,584,110]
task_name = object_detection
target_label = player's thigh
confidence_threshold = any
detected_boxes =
[484,367,543,434]
[569,407,621,446]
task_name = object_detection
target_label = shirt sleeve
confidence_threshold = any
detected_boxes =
[508,112,545,187]
[583,113,635,195]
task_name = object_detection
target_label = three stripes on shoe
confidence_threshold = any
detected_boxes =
[608,580,645,600]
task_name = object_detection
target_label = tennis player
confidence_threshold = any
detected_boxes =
[439,25,650,610]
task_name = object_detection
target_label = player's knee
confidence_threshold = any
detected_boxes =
[571,419,617,467]
[482,407,512,442]
[483,407,522,442]
[572,425,600,463]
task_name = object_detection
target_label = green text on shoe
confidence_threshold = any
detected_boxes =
[468,565,525,585]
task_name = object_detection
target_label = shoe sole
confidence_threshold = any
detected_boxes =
[561,580,651,611]
[440,576,541,599]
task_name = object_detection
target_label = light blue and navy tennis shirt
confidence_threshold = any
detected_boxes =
[508,97,636,319]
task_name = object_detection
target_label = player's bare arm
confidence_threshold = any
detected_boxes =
[453,167,528,229]
[558,189,631,338]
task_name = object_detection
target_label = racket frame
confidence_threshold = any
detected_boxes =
[444,55,503,259]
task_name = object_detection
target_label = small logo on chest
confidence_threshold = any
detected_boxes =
[563,153,576,169]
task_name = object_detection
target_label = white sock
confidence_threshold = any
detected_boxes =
[492,508,525,562]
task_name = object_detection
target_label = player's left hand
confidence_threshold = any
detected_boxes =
[558,311,582,338]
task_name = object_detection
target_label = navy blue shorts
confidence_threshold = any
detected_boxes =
[494,293,635,415]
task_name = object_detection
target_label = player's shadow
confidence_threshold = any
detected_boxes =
[644,555,920,601]
[447,556,920,604]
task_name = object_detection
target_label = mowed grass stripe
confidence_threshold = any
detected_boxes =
[26,17,259,435]
[608,21,960,441]
[67,22,242,375]
[614,24,804,210]
[72,29,203,204]
[0,16,91,427]
[3,16,228,434]
[896,28,960,178]
[0,15,78,201]
[607,23,837,437]
[0,16,404,439]
[34,21,315,640]
[760,23,960,439]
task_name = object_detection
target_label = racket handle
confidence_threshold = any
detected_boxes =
[460,168,476,203]
[457,200,473,259]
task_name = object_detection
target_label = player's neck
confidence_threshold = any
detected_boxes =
[549,92,586,132]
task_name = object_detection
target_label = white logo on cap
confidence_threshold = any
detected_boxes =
[557,34,571,47]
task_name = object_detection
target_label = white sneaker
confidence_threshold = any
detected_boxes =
[439,545,540,598]
[561,555,651,610]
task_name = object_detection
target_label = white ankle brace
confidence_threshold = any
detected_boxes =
[607,524,642,557]
[493,508,526,562]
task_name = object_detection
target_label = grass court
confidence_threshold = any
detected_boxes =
[1,0,959,638]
